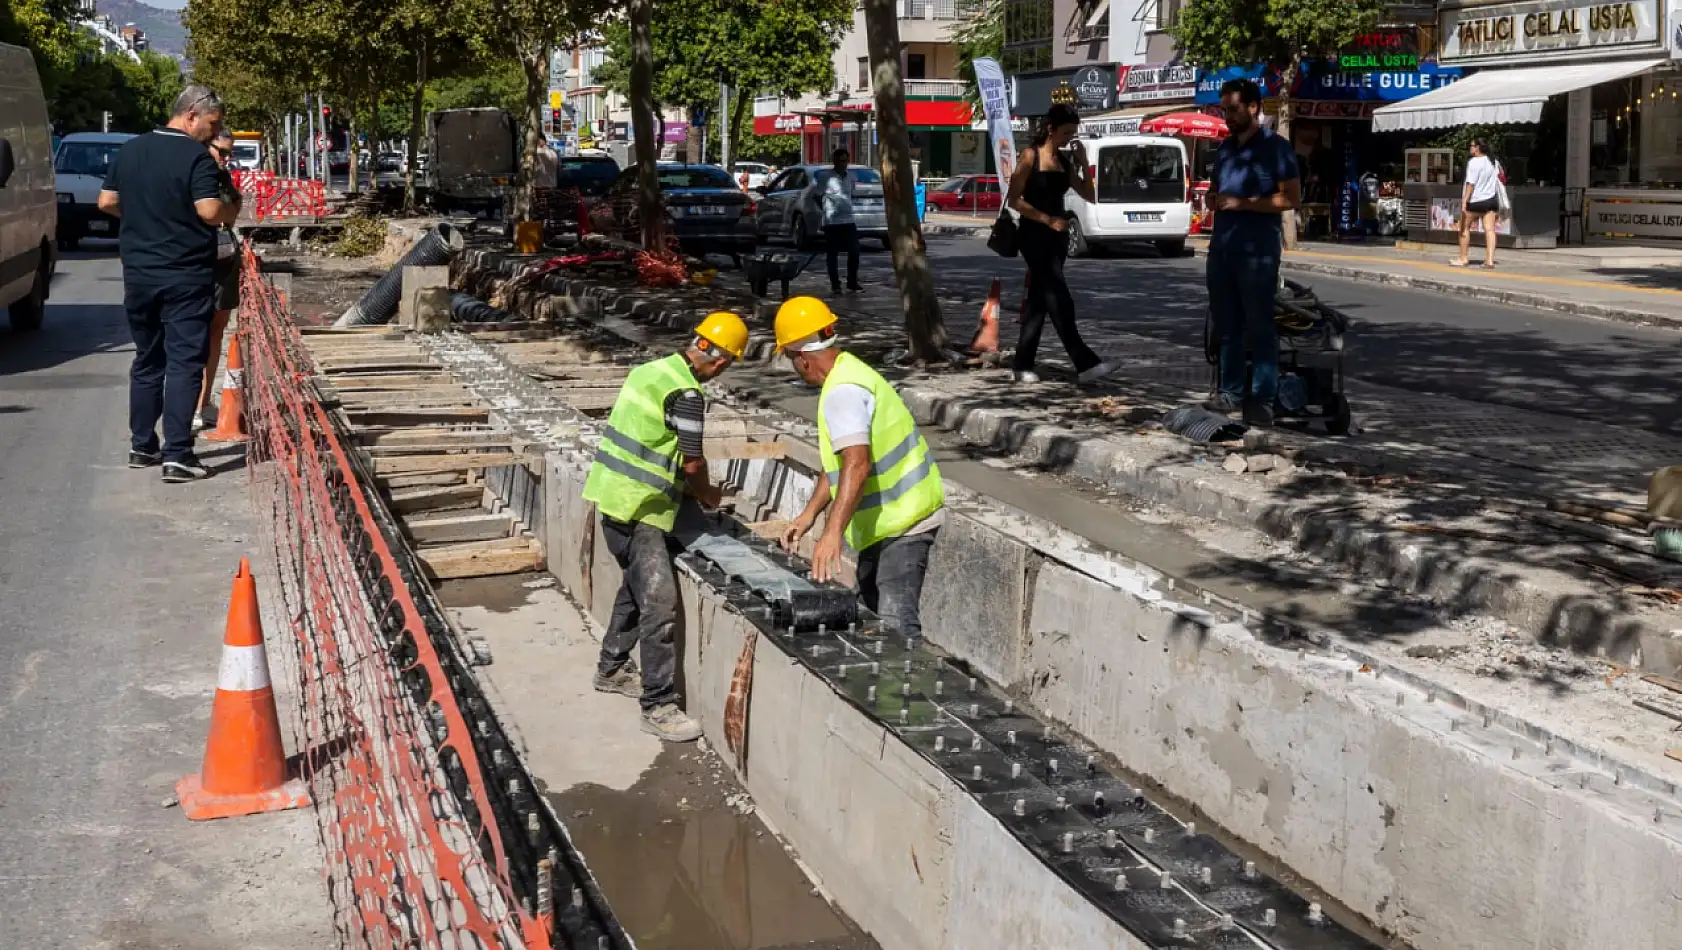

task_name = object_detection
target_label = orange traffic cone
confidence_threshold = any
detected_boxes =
[968,278,1001,354]
[176,559,310,821]
[202,333,248,443]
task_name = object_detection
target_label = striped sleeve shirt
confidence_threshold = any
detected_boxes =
[663,388,706,459]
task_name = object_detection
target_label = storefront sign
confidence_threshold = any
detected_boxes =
[1439,0,1661,63]
[1300,61,1463,100]
[1194,65,1279,104]
[1118,62,1199,103]
[952,131,987,175]
[1015,65,1119,115]
[1338,29,1422,70]
[1073,66,1118,110]
[974,57,1019,179]
[1587,196,1682,237]
[752,113,823,135]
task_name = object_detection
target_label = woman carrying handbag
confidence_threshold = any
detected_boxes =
[999,103,1117,385]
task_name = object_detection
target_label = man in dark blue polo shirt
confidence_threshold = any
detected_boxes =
[98,84,240,482]
[1205,78,1301,428]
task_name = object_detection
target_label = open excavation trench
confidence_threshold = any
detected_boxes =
[302,255,1682,949]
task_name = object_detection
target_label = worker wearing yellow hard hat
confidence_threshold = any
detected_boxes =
[776,297,945,642]
[582,310,749,742]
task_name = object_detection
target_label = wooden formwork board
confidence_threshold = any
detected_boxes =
[370,452,524,476]
[419,537,544,580]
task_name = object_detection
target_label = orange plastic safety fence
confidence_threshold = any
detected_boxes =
[234,251,619,950]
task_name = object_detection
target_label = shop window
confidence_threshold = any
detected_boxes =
[1153,0,1181,30]
[859,57,870,91]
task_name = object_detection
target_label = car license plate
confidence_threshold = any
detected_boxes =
[691,205,727,216]
[1126,212,1162,223]
[88,220,109,232]
[856,199,882,208]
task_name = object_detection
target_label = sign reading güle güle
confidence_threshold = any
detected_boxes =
[1439,0,1661,62]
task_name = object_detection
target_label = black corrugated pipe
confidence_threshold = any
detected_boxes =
[334,223,464,327]
[449,292,516,324]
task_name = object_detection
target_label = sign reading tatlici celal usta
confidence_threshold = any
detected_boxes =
[1439,0,1661,63]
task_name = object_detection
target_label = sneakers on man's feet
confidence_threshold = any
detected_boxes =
[1012,370,1041,384]
[641,703,703,742]
[593,665,642,698]
[161,455,211,483]
[1242,401,1275,428]
[1077,360,1119,385]
[1203,393,1242,415]
[846,282,864,292]
[128,449,163,469]
[831,283,844,295]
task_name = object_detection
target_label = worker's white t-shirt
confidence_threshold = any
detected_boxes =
[1465,155,1501,203]
[823,383,943,537]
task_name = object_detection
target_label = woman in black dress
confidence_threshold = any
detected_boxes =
[1003,103,1114,384]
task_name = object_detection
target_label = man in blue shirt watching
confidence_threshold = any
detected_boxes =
[1205,78,1301,428]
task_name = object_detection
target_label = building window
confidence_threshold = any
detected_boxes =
[859,57,870,90]
[907,53,927,80]
[1003,0,1054,73]
[1153,0,1181,30]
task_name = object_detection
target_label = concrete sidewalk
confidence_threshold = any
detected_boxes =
[1250,238,1682,329]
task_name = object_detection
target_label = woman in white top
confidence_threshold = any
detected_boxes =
[1454,138,1501,269]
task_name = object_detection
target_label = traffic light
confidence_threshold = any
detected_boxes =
[551,109,563,125]
[321,105,332,117]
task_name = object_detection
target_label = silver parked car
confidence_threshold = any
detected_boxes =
[753,164,887,250]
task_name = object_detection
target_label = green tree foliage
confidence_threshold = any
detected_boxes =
[1171,0,1384,245]
[0,0,84,98]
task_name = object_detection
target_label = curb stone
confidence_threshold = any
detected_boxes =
[455,247,1682,677]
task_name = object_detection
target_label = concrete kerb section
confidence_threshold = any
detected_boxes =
[443,251,1682,950]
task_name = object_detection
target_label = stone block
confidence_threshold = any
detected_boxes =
[399,265,450,329]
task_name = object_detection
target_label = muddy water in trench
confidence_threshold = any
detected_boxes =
[547,745,878,950]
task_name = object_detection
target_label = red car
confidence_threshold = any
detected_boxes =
[925,174,1002,215]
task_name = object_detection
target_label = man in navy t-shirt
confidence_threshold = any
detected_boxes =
[98,84,239,481]
[1204,78,1301,428]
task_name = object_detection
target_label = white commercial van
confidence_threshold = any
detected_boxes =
[0,42,57,331]
[1065,134,1192,258]
[54,132,132,250]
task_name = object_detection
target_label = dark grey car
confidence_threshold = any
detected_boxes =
[753,164,887,250]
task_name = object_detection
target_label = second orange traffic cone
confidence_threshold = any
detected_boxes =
[967,278,1001,354]
[176,558,310,821]
[202,333,248,443]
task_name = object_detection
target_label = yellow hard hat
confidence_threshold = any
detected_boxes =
[773,296,837,352]
[694,311,749,360]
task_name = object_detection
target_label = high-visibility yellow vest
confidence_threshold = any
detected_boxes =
[582,353,699,531]
[816,351,944,551]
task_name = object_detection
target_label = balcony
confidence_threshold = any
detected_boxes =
[900,0,968,19]
[904,79,968,99]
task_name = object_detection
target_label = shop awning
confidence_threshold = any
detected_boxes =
[1372,59,1665,131]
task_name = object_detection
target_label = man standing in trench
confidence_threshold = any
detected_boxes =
[583,312,749,742]
[777,297,945,640]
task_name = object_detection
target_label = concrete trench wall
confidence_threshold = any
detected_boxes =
[534,437,1682,950]
[541,450,1150,950]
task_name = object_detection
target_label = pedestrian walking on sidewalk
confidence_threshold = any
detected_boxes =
[1004,103,1115,385]
[1453,139,1502,269]
[818,148,864,294]
[196,131,244,432]
[776,297,944,640]
[98,84,239,482]
[582,312,749,743]
[1203,78,1301,429]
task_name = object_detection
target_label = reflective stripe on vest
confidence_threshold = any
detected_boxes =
[581,353,699,531]
[816,352,944,551]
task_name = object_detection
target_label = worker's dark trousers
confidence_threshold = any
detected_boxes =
[1205,248,1281,407]
[597,516,679,711]
[856,529,939,639]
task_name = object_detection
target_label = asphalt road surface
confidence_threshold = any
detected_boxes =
[829,234,1682,439]
[0,250,332,948]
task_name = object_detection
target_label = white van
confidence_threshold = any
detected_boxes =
[1065,134,1192,258]
[54,132,132,250]
[0,42,57,331]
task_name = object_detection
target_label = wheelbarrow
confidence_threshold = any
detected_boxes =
[743,251,821,300]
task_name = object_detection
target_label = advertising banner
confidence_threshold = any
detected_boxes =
[973,57,1019,181]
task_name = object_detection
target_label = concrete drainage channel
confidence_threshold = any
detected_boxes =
[343,255,1682,949]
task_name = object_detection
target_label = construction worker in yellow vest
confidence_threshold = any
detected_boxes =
[581,311,749,742]
[776,297,945,640]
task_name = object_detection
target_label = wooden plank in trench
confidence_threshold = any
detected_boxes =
[420,536,543,579]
